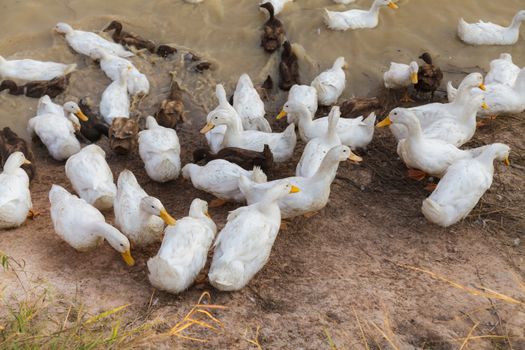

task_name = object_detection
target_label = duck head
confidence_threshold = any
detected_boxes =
[54,23,73,34]
[63,102,89,122]
[409,61,419,84]
[140,196,176,226]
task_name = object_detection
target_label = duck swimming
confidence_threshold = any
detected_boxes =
[0,55,76,81]
[458,10,525,46]
[104,20,156,52]
[260,2,285,53]
[0,75,69,98]
[324,0,398,31]
[54,22,134,58]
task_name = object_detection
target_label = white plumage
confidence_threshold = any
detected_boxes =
[457,11,525,46]
[0,56,76,81]
[311,57,346,106]
[0,153,32,229]
[324,0,398,31]
[100,69,130,124]
[233,74,271,132]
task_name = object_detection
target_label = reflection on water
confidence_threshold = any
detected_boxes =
[1,0,524,137]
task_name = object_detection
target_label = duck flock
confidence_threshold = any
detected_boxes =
[0,0,523,293]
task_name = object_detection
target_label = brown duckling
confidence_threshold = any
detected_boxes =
[414,52,443,100]
[260,2,285,53]
[77,98,110,143]
[0,80,24,95]
[339,97,382,118]
[104,20,156,53]
[279,41,299,91]
[0,76,69,98]
[257,75,274,101]
[155,81,185,129]
[193,144,274,174]
[155,44,177,58]
[0,127,35,181]
[108,117,139,155]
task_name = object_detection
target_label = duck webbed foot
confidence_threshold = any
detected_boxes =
[209,198,227,208]
[27,209,41,219]
[407,169,427,181]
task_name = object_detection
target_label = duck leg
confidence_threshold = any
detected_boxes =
[303,211,318,218]
[400,88,414,103]
[407,169,427,181]
[424,182,438,192]
[209,198,227,208]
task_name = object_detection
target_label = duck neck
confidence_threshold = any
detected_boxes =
[369,0,383,15]
[222,119,242,143]
[401,115,423,140]
[2,158,24,175]
[294,105,314,130]
[312,154,339,183]
[510,12,523,29]
[90,222,125,250]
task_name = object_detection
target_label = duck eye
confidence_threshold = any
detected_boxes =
[120,243,124,247]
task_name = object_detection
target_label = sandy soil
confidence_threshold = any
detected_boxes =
[1,78,525,348]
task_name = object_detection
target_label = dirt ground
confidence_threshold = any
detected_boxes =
[1,72,525,349]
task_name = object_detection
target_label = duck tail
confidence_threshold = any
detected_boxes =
[446,81,457,102]
[208,260,244,292]
[251,166,267,184]
[421,198,454,227]
[147,255,187,294]
[363,112,377,129]
[117,169,137,188]
[145,115,159,129]
[49,184,70,204]
[64,63,77,75]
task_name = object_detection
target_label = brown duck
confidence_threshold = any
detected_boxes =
[155,81,185,129]
[414,52,443,100]
[279,41,299,90]
[0,75,69,98]
[108,118,139,155]
[0,127,35,181]
[155,44,177,58]
[104,20,156,52]
[260,2,285,53]
[77,99,110,143]
[193,144,274,174]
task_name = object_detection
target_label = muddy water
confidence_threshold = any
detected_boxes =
[1,0,524,138]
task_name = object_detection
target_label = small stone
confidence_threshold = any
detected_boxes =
[513,238,520,247]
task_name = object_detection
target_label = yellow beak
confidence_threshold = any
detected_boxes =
[276,110,288,120]
[121,249,135,266]
[205,211,211,218]
[479,83,486,91]
[75,110,89,122]
[376,116,392,128]
[200,121,215,134]
[410,72,418,84]
[348,152,363,163]
[23,159,31,165]
[160,209,177,226]
[289,185,300,194]
[388,2,398,9]
[481,102,489,110]
[504,155,510,166]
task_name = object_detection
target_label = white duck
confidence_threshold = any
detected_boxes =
[296,106,342,177]
[35,95,86,131]
[333,0,356,4]
[259,0,292,15]
[233,74,271,132]
[65,144,116,211]
[485,53,520,86]
[448,68,525,116]
[54,22,133,58]
[49,184,134,266]
[457,10,525,46]
[147,198,217,294]
[239,145,360,218]
[182,160,267,204]
[378,108,489,178]
[100,68,130,124]
[0,56,76,81]
[422,143,510,227]
[324,0,398,31]
[27,101,88,161]
[139,116,181,183]
[383,61,419,102]
[201,111,296,162]
[285,84,318,124]
[388,73,486,142]
[0,152,32,229]
[90,48,149,96]
[208,181,299,291]
[114,170,177,246]
[277,100,376,149]
[310,57,346,106]
[204,84,243,154]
